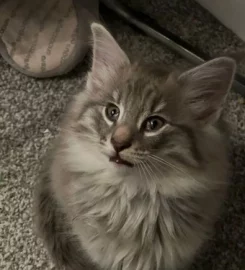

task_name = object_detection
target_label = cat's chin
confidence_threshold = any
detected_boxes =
[105,154,136,177]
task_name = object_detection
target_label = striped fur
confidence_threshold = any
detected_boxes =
[35,23,236,270]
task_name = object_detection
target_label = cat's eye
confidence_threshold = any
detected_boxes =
[105,103,120,122]
[143,116,166,132]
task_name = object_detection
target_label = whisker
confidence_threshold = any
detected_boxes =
[139,161,148,182]
[148,154,195,182]
[135,160,143,183]
[149,155,187,174]
[143,161,156,180]
[145,159,161,182]
[147,159,163,177]
[141,161,152,182]
[143,161,159,196]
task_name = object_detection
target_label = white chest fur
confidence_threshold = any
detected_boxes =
[69,172,207,270]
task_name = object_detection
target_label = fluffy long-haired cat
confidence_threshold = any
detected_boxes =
[34,23,236,270]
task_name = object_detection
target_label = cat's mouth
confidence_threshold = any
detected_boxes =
[109,154,134,168]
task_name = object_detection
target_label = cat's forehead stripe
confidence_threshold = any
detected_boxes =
[153,101,167,113]
[112,89,120,101]
[118,78,166,116]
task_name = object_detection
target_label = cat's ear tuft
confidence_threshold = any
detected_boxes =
[178,57,236,125]
[87,23,130,90]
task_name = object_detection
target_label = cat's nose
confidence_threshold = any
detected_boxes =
[111,125,132,152]
[111,137,132,152]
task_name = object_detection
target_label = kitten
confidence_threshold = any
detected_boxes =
[34,23,236,270]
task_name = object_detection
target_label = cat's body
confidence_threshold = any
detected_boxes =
[35,23,236,270]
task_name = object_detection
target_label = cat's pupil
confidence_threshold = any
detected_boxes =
[150,119,158,129]
[144,117,165,132]
[105,103,120,122]
[111,109,117,116]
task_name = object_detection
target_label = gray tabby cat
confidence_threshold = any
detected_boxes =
[34,23,236,270]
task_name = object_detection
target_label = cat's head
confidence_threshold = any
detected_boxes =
[63,23,236,178]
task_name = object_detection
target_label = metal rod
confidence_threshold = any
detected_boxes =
[100,0,245,97]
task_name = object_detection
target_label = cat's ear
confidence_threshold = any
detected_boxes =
[178,57,236,125]
[87,23,130,90]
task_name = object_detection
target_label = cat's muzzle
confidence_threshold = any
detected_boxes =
[109,154,134,167]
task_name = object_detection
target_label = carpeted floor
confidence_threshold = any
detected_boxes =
[0,0,245,269]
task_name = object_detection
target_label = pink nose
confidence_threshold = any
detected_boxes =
[111,125,132,152]
[111,137,132,152]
